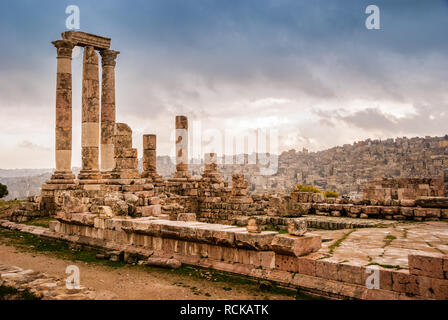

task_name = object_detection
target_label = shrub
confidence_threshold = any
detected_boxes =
[0,183,8,199]
[294,184,322,194]
[324,190,339,198]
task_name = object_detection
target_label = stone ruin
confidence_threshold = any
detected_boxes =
[19,31,448,230]
[31,30,321,260]
[5,31,448,300]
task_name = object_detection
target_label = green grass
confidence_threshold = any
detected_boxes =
[0,228,125,268]
[328,229,356,255]
[168,265,324,300]
[383,234,397,248]
[0,228,323,300]
[0,285,38,300]
[426,241,446,255]
[22,217,54,228]
[0,200,27,207]
[367,262,405,270]
[264,226,288,234]
[402,229,408,239]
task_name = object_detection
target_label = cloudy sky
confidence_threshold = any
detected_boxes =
[0,0,447,169]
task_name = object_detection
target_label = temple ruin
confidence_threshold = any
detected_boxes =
[4,31,448,300]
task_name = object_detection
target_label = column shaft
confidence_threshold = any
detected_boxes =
[99,49,119,172]
[79,46,101,179]
[174,115,189,178]
[51,40,75,181]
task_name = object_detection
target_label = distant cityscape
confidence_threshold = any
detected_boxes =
[2,134,447,200]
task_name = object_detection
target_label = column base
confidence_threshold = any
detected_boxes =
[201,171,223,183]
[109,169,141,180]
[47,171,75,184]
[101,171,114,179]
[78,170,102,180]
[142,172,164,184]
[173,171,191,179]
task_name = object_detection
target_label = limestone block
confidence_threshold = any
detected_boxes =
[115,157,138,170]
[234,230,277,250]
[115,148,138,158]
[391,271,419,295]
[55,150,72,172]
[271,234,321,257]
[381,206,400,215]
[145,257,181,269]
[287,218,307,236]
[400,199,416,207]
[246,217,261,233]
[55,127,72,150]
[114,123,132,136]
[409,254,446,279]
[362,206,380,215]
[400,207,414,217]
[177,212,196,222]
[143,134,156,150]
[124,193,139,205]
[143,204,161,216]
[442,209,448,219]
[98,206,113,217]
[415,197,448,208]
[330,210,341,217]
[81,122,99,147]
[114,136,132,149]
[418,276,448,299]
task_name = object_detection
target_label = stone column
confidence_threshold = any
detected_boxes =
[204,153,218,173]
[142,134,157,177]
[174,115,189,178]
[202,152,222,183]
[79,46,101,180]
[51,40,75,182]
[99,49,119,173]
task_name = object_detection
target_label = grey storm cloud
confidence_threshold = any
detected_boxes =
[316,104,448,137]
[0,0,448,168]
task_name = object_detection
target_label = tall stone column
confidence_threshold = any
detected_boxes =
[99,49,119,173]
[50,40,75,182]
[79,46,101,180]
[174,115,190,178]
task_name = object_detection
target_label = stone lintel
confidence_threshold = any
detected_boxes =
[62,31,111,50]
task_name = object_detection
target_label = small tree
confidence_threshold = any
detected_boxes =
[0,183,8,199]
[324,190,339,198]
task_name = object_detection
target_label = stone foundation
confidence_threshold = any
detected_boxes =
[2,219,448,299]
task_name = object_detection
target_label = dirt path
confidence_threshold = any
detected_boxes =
[0,244,295,300]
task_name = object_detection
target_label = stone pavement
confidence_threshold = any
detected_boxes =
[312,220,448,269]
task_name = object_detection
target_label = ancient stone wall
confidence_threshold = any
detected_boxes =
[291,191,448,221]
[363,177,445,201]
[3,217,447,299]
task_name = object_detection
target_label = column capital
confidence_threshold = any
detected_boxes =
[100,49,120,67]
[52,40,75,58]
